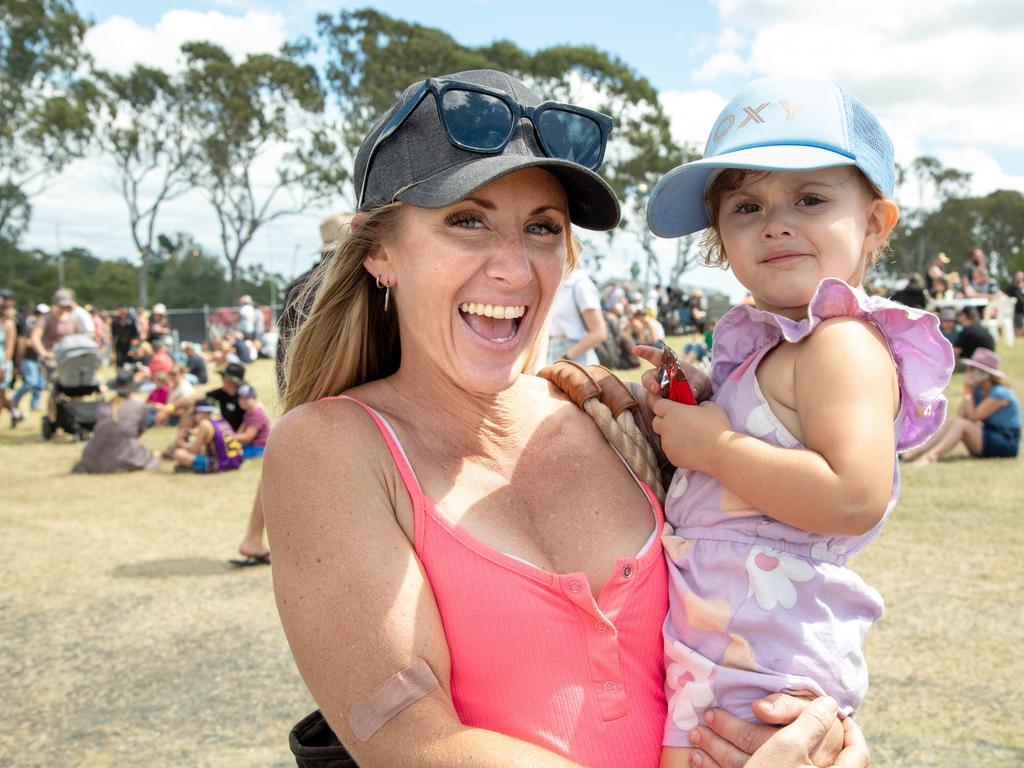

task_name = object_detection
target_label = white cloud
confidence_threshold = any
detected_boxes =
[692,51,748,83]
[699,0,1024,152]
[84,10,288,74]
[658,89,728,149]
[936,147,1024,198]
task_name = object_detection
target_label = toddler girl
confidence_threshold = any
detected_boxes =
[640,77,955,765]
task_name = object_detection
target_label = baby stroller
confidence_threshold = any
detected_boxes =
[42,333,103,441]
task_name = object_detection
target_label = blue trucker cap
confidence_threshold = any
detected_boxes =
[647,77,895,238]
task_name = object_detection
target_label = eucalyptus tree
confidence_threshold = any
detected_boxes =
[90,65,194,305]
[316,9,684,281]
[0,0,92,242]
[180,41,345,303]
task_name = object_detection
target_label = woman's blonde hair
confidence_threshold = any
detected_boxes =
[282,201,578,412]
[700,168,891,268]
[282,203,403,412]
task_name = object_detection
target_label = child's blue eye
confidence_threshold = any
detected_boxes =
[734,202,760,214]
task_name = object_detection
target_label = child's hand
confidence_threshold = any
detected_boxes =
[650,397,732,475]
[633,344,712,402]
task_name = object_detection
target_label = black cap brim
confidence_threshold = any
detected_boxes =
[395,154,620,232]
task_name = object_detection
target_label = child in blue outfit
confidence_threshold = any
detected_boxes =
[637,77,955,766]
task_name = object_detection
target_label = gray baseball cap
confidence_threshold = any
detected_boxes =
[52,288,74,307]
[354,69,620,231]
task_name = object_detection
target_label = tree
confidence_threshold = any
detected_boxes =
[0,0,93,242]
[90,65,195,306]
[904,190,1024,284]
[180,41,345,303]
[152,232,229,308]
[0,239,137,307]
[887,156,972,278]
[315,9,684,270]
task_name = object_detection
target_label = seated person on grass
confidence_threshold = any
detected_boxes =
[163,361,246,454]
[235,383,270,459]
[171,397,244,474]
[181,341,208,385]
[143,371,170,428]
[152,365,194,427]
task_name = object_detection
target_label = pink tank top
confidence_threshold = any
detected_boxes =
[332,396,668,767]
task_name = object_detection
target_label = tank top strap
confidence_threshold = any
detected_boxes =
[318,395,428,537]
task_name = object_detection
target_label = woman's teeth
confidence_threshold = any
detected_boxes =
[458,302,526,320]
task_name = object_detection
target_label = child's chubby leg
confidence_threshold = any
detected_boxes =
[660,746,692,768]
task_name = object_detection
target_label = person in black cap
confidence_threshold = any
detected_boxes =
[954,306,996,371]
[262,69,847,768]
[163,360,247,458]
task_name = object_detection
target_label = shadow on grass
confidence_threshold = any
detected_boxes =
[113,557,239,578]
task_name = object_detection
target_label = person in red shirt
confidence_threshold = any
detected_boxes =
[147,338,174,376]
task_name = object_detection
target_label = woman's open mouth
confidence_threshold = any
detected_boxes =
[458,302,527,345]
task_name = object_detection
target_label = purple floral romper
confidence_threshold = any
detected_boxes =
[662,278,954,746]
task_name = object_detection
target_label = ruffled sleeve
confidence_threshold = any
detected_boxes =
[710,278,954,451]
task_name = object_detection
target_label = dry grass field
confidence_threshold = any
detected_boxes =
[2,337,1022,767]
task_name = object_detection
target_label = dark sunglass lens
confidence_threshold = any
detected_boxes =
[538,110,604,168]
[441,89,513,150]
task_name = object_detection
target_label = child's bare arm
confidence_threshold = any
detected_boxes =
[652,318,898,536]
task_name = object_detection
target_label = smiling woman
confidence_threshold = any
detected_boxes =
[262,69,858,768]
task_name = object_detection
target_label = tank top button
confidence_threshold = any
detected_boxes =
[603,681,616,693]
[568,581,581,593]
[595,621,607,633]
[622,565,633,579]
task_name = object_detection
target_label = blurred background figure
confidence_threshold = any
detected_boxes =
[181,341,208,385]
[954,307,996,372]
[110,306,138,368]
[1008,271,1024,337]
[74,368,160,474]
[148,303,171,343]
[890,272,929,309]
[547,243,606,365]
[904,349,1019,465]
[236,295,257,341]
[937,307,961,345]
[10,303,49,422]
[1,301,17,426]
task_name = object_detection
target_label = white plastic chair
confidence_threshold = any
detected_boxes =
[982,295,1016,347]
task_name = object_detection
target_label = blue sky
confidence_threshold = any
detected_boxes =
[74,0,724,93]
[25,1,1024,300]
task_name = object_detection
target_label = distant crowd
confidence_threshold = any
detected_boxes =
[0,287,274,479]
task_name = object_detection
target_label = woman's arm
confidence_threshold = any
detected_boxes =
[960,389,1009,422]
[649,318,899,536]
[263,402,580,768]
[234,424,258,445]
[565,308,607,360]
[29,321,48,360]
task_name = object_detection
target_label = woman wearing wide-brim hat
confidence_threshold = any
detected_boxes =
[905,348,1020,464]
[75,368,160,473]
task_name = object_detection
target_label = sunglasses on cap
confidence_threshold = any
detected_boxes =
[357,78,614,210]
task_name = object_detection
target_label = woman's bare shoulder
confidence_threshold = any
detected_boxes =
[265,389,401,505]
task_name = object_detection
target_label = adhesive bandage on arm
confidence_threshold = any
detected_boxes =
[347,659,441,742]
